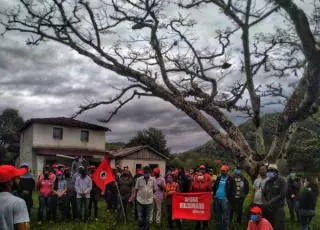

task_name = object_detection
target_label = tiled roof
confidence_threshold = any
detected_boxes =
[20,117,110,132]
[107,145,170,160]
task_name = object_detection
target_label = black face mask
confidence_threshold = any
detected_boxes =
[44,173,49,178]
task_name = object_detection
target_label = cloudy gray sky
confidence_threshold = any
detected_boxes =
[0,0,313,152]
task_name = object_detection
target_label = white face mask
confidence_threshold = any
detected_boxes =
[198,175,204,181]
[303,182,308,187]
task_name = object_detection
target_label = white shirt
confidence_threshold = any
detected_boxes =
[0,192,30,230]
[135,176,157,205]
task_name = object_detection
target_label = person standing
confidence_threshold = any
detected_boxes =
[298,176,318,230]
[230,166,249,224]
[105,181,117,213]
[88,166,101,221]
[75,166,92,222]
[247,206,273,230]
[286,170,301,222]
[132,169,144,220]
[18,162,35,218]
[191,171,212,230]
[115,169,134,223]
[165,174,182,230]
[252,165,269,207]
[262,164,286,230]
[213,164,235,230]
[64,168,77,220]
[37,168,53,224]
[52,170,67,223]
[150,167,165,224]
[0,165,30,230]
[134,166,157,230]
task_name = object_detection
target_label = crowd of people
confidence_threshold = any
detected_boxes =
[0,159,319,230]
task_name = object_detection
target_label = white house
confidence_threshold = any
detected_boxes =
[108,145,170,175]
[19,117,109,175]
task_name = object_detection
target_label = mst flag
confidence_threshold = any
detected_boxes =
[172,192,211,220]
[92,158,115,192]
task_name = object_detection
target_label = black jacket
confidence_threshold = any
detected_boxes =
[286,177,301,197]
[231,174,249,198]
[263,176,287,209]
[299,187,318,210]
[213,175,235,202]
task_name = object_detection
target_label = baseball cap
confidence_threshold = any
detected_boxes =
[0,165,27,183]
[250,206,262,215]
[153,167,160,174]
[199,165,206,170]
[20,162,29,168]
[220,165,229,171]
[56,170,63,176]
[268,164,279,172]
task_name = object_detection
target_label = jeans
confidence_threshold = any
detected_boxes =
[38,196,52,221]
[150,198,163,224]
[115,197,129,223]
[230,197,245,223]
[51,195,67,222]
[21,191,33,218]
[77,197,89,221]
[214,198,230,230]
[166,204,181,230]
[287,197,299,221]
[137,202,153,230]
[195,220,208,230]
[89,198,98,219]
[300,215,313,230]
[66,195,77,220]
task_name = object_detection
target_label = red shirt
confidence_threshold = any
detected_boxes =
[191,179,212,192]
[247,218,273,230]
[39,179,53,197]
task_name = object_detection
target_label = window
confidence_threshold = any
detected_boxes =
[53,127,63,140]
[136,164,142,170]
[149,164,159,171]
[81,130,89,142]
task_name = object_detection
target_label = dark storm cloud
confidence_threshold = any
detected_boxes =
[0,0,311,152]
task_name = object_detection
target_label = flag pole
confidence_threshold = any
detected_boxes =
[104,152,127,224]
[115,181,127,224]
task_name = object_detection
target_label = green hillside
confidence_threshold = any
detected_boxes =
[174,112,320,172]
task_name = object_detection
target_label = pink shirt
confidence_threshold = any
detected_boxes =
[247,218,273,230]
[39,179,53,197]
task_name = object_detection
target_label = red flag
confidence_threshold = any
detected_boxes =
[92,158,115,192]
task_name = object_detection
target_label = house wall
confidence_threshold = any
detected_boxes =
[19,125,34,169]
[119,159,166,176]
[32,124,105,151]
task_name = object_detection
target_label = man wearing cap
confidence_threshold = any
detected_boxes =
[150,167,165,224]
[0,165,30,230]
[213,164,235,230]
[262,164,287,230]
[19,162,35,218]
[134,166,157,230]
[247,206,273,230]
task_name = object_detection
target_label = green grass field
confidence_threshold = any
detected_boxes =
[30,194,320,230]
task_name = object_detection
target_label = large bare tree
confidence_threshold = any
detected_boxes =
[1,0,319,175]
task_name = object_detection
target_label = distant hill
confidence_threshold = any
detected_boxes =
[105,142,126,150]
[174,112,320,172]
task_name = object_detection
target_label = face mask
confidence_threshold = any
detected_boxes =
[250,214,258,222]
[143,173,149,178]
[65,172,70,177]
[267,172,276,178]
[290,173,296,179]
[56,175,62,180]
[44,173,49,178]
[198,175,204,181]
[303,182,308,187]
[235,169,241,175]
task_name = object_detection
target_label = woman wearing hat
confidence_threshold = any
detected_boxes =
[247,206,273,230]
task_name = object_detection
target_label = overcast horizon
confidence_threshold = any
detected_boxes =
[0,0,312,152]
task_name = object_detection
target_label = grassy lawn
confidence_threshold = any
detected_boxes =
[29,194,320,230]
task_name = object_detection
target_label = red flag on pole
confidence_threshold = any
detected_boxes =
[92,158,115,192]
